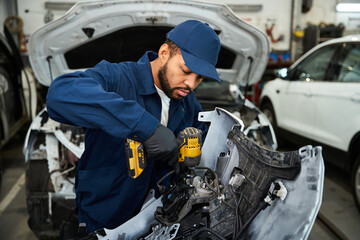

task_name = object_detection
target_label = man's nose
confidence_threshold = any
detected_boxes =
[184,74,199,90]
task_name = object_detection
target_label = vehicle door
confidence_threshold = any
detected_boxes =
[278,44,339,139]
[313,43,360,151]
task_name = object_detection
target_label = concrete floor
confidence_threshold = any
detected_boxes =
[0,127,359,239]
[309,171,360,240]
[0,128,37,240]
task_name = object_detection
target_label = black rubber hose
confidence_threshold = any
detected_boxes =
[156,169,175,190]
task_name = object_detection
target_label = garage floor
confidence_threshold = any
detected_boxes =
[0,126,359,240]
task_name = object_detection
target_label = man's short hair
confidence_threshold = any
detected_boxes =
[165,38,180,58]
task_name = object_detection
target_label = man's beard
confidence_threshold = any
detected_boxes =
[158,62,192,100]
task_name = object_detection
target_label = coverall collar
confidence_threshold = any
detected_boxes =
[137,51,185,123]
[137,51,159,96]
[137,51,185,104]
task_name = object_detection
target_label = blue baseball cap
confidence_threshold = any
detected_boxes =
[166,20,221,83]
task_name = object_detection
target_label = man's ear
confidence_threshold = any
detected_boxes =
[158,43,170,64]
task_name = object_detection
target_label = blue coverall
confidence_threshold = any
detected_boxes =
[46,51,208,231]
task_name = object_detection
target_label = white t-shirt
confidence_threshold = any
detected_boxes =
[154,84,171,126]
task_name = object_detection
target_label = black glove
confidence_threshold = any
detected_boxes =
[143,124,179,167]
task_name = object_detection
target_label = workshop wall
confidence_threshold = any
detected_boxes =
[0,0,17,34]
[15,0,360,36]
[199,0,293,52]
[0,1,6,32]
[301,0,337,26]
[301,0,360,35]
[16,0,75,35]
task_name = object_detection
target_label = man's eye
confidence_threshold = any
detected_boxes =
[182,69,191,74]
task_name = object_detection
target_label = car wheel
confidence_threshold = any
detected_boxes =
[352,154,360,212]
[0,154,2,193]
[261,102,283,146]
[0,123,3,192]
[261,102,277,127]
[0,121,3,145]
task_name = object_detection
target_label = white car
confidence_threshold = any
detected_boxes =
[24,0,323,239]
[259,34,360,211]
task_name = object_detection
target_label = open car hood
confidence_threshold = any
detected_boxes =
[28,0,269,87]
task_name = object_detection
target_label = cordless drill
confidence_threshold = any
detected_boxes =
[126,127,202,178]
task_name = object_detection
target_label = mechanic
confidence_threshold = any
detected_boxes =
[46,20,221,232]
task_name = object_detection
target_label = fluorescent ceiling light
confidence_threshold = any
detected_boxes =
[336,3,360,12]
[227,4,263,12]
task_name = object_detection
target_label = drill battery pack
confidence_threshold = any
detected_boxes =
[125,139,146,178]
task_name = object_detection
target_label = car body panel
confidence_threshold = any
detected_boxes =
[276,79,317,139]
[245,145,324,240]
[312,81,360,151]
[28,0,269,87]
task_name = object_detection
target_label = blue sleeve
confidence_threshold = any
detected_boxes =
[46,60,158,141]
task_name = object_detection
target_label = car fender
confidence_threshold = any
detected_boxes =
[260,78,285,125]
